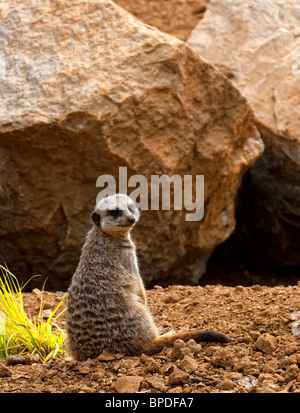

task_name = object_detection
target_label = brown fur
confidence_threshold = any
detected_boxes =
[66,194,231,361]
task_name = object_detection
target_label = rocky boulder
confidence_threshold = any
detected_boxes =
[0,0,263,289]
[188,0,300,268]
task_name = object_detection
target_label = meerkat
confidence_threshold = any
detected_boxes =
[66,193,232,361]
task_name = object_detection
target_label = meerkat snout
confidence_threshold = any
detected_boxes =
[91,193,139,236]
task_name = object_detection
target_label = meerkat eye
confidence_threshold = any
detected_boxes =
[109,209,121,217]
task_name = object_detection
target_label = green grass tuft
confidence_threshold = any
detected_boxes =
[0,265,68,363]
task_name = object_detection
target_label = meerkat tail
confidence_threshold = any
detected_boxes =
[142,330,233,356]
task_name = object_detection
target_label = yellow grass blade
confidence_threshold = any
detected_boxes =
[0,265,68,362]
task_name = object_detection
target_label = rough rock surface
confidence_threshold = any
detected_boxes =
[188,0,300,268]
[115,0,209,41]
[0,0,263,289]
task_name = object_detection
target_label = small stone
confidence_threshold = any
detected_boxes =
[5,355,26,366]
[78,366,90,375]
[258,373,280,392]
[139,353,149,364]
[236,385,249,393]
[263,360,278,374]
[249,331,261,340]
[216,379,236,390]
[66,359,78,369]
[235,286,244,292]
[145,377,168,392]
[161,363,174,374]
[234,356,258,374]
[211,349,235,368]
[171,339,186,360]
[45,370,57,378]
[206,346,219,356]
[180,356,198,374]
[33,354,41,363]
[180,347,194,359]
[0,363,12,377]
[114,376,144,393]
[186,339,202,355]
[254,334,277,355]
[243,362,260,376]
[167,367,189,385]
[118,359,135,372]
[254,386,277,393]
[145,359,160,373]
[24,353,40,365]
[43,301,52,310]
[24,386,39,393]
[79,385,96,393]
[164,295,180,304]
[284,344,298,355]
[284,364,299,381]
[236,375,258,391]
[42,309,51,319]
[167,386,183,393]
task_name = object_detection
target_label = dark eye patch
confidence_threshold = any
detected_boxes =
[108,209,121,217]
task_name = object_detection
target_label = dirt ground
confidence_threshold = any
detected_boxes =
[1,283,300,394]
[1,0,299,395]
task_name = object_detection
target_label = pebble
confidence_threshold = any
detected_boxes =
[6,355,26,366]
[236,376,258,391]
[139,353,149,364]
[211,349,235,368]
[114,376,144,393]
[254,333,277,354]
[216,379,236,390]
[0,363,12,377]
[167,367,189,385]
[167,386,183,393]
[145,376,168,392]
[144,359,160,373]
[180,355,198,374]
[284,364,299,381]
[164,294,181,304]
[263,360,278,374]
[79,385,96,393]
[171,339,186,360]
[186,339,202,355]
[78,366,90,375]
[254,386,277,393]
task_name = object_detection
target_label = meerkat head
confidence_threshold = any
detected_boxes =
[91,194,140,236]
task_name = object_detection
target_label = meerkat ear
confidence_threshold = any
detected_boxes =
[91,212,100,226]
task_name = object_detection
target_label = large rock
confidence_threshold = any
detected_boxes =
[188,0,300,267]
[0,0,263,289]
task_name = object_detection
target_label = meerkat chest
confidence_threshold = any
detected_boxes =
[120,247,139,276]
